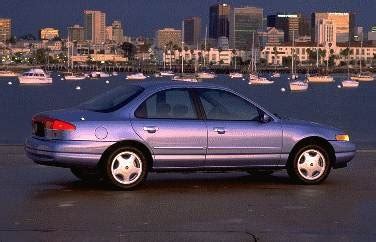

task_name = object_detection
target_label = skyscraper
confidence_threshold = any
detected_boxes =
[229,6,263,50]
[68,25,85,42]
[112,21,124,44]
[183,17,201,47]
[311,12,355,43]
[267,14,309,42]
[317,19,336,45]
[155,28,182,49]
[0,18,11,43]
[83,10,106,44]
[209,3,230,39]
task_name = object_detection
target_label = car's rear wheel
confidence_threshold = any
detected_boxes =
[70,168,102,183]
[103,146,147,190]
[287,144,331,185]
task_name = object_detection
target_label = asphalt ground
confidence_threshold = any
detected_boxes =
[0,146,375,242]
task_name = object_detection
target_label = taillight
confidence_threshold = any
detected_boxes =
[32,115,76,131]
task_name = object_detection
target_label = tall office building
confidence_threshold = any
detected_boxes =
[83,10,106,44]
[267,13,310,42]
[39,28,59,40]
[112,21,124,44]
[209,3,230,39]
[183,17,201,47]
[0,18,11,43]
[316,19,336,45]
[155,28,182,49]
[229,6,263,50]
[68,24,85,42]
[311,12,355,43]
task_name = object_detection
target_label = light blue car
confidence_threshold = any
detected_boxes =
[25,82,356,189]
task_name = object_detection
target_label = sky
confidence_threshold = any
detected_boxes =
[0,0,374,38]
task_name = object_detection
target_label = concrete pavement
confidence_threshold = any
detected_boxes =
[0,146,375,241]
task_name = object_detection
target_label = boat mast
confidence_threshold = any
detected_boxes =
[252,32,256,74]
[347,40,350,79]
[181,20,184,74]
[360,33,363,74]
[163,45,166,70]
[292,30,294,77]
[204,25,208,68]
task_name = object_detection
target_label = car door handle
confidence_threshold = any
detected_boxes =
[213,127,226,134]
[143,126,159,133]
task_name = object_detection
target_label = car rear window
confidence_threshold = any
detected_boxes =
[78,85,144,113]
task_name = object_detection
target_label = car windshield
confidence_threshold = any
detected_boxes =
[78,85,144,112]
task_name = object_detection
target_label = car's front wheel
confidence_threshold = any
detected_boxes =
[287,144,331,185]
[103,146,147,190]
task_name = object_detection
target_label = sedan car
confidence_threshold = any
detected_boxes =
[25,82,356,189]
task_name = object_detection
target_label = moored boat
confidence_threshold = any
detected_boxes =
[18,69,52,84]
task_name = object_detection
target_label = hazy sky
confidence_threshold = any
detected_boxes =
[0,0,374,37]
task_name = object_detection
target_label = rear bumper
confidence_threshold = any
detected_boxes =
[329,141,356,169]
[25,137,115,168]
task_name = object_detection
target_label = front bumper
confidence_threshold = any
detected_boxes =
[329,141,356,169]
[25,137,115,168]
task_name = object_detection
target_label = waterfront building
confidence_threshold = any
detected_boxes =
[84,10,106,44]
[68,25,85,42]
[163,48,249,66]
[261,42,376,66]
[259,27,284,47]
[209,3,230,39]
[229,6,263,50]
[183,17,201,47]
[0,18,11,43]
[39,28,59,40]
[311,12,355,43]
[155,28,182,49]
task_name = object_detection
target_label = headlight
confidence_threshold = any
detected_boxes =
[336,134,350,142]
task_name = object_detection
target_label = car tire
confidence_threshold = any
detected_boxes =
[287,144,331,185]
[103,146,148,190]
[247,170,274,176]
[70,168,102,183]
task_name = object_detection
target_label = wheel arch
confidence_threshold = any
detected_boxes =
[288,136,336,166]
[98,140,154,171]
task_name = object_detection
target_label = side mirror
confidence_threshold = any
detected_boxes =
[261,113,273,123]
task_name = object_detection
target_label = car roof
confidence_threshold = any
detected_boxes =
[131,80,230,91]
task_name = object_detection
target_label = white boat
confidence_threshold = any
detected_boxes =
[172,75,198,82]
[350,74,374,82]
[249,76,274,85]
[249,74,259,80]
[342,80,359,88]
[160,71,175,77]
[18,69,52,84]
[229,72,243,79]
[64,72,86,80]
[112,72,119,76]
[307,74,334,83]
[271,72,281,78]
[90,71,111,78]
[0,70,19,77]
[126,73,148,80]
[290,81,309,91]
[197,72,216,79]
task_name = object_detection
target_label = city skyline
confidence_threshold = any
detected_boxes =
[0,0,375,38]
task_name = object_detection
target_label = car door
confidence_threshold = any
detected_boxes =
[131,88,207,168]
[196,88,282,167]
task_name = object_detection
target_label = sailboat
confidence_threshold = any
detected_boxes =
[63,42,86,80]
[248,32,273,85]
[307,41,334,83]
[160,46,175,77]
[197,25,216,79]
[350,35,374,81]
[289,30,308,91]
[341,41,359,88]
[172,21,198,82]
[229,51,243,79]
